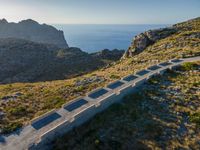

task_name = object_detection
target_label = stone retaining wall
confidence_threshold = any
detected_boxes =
[31,59,185,150]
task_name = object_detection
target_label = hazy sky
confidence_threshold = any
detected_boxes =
[0,0,199,24]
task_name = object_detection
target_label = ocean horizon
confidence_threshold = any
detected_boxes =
[54,24,169,53]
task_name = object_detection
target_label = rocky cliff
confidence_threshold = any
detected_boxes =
[123,27,177,58]
[123,17,200,58]
[0,19,68,48]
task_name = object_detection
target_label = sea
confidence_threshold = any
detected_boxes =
[54,24,168,53]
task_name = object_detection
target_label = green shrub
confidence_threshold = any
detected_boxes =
[189,112,200,128]
[1,122,23,134]
[110,74,120,79]
[9,106,27,116]
[45,97,65,109]
[181,62,197,71]
[192,81,200,87]
[74,86,85,92]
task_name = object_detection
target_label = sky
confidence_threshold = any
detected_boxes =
[0,0,199,24]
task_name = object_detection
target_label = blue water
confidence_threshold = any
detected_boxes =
[54,24,168,53]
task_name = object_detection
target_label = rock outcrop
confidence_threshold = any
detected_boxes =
[91,49,125,61]
[123,17,200,59]
[123,27,177,58]
[0,19,68,48]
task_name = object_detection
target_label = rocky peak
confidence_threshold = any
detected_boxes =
[19,19,39,25]
[0,19,68,48]
[0,18,8,24]
[123,27,177,58]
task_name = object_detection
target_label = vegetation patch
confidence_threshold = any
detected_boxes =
[110,74,120,79]
[1,122,22,134]
[8,106,27,116]
[181,62,198,71]
[190,112,200,128]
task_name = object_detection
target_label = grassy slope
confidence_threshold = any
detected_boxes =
[0,17,200,133]
[52,62,200,150]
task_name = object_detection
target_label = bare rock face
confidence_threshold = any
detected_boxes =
[0,19,68,48]
[123,27,177,58]
[131,33,153,53]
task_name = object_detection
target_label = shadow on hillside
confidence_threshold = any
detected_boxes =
[0,135,6,143]
[0,126,25,144]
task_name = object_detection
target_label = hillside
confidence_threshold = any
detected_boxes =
[0,19,68,48]
[52,61,200,150]
[0,38,123,84]
[0,17,199,134]
[123,17,200,58]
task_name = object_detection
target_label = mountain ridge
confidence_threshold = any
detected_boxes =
[0,18,68,48]
[0,38,124,84]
